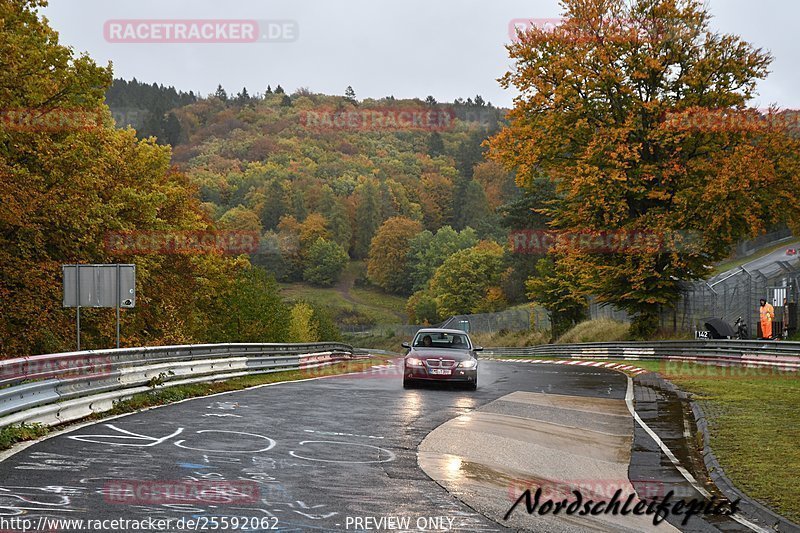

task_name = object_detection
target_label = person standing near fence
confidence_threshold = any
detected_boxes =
[759,298,775,339]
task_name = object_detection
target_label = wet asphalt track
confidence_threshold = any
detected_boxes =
[0,360,742,532]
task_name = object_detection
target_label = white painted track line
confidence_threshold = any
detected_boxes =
[624,377,769,533]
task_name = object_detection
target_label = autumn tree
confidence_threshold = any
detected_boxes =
[0,0,250,355]
[214,84,228,102]
[428,242,506,317]
[378,181,398,220]
[327,198,353,249]
[260,179,291,230]
[525,257,589,338]
[298,212,330,249]
[473,160,516,211]
[310,304,341,342]
[489,0,800,337]
[427,132,445,157]
[499,176,558,302]
[418,173,454,230]
[382,180,421,221]
[276,215,304,279]
[406,291,440,324]
[366,217,423,294]
[218,205,263,233]
[407,226,478,292]
[455,129,485,180]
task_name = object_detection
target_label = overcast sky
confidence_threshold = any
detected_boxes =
[41,0,800,109]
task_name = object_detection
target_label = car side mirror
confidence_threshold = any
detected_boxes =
[473,346,483,352]
[402,342,411,349]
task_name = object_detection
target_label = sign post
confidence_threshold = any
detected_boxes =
[116,264,121,349]
[63,264,136,350]
[76,267,81,350]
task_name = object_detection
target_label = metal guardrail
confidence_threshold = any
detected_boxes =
[482,340,800,370]
[0,342,357,430]
[3,339,797,433]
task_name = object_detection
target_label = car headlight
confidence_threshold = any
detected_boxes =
[458,359,477,369]
[406,357,424,367]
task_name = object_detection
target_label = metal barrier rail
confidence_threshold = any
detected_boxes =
[482,340,800,370]
[0,342,356,430]
[4,339,796,433]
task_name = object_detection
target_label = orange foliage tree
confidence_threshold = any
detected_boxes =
[0,0,244,355]
[489,0,800,336]
[366,217,423,294]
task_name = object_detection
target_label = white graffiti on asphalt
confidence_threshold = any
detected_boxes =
[174,430,276,453]
[68,425,184,447]
[68,426,275,453]
[288,441,396,464]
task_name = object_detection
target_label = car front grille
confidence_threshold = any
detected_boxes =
[425,358,456,368]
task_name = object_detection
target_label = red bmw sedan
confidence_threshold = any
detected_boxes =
[401,328,481,390]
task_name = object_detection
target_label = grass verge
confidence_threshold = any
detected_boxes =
[280,283,407,325]
[471,330,549,348]
[645,360,799,524]
[556,319,630,344]
[0,357,386,452]
[501,356,799,523]
[343,331,405,352]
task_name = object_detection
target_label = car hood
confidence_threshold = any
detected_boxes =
[407,348,473,361]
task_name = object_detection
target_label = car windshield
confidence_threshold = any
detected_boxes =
[413,332,470,349]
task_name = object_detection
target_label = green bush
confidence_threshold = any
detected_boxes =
[303,238,348,286]
[310,304,342,342]
[288,302,318,342]
[206,267,290,343]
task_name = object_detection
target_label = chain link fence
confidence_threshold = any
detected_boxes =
[340,307,550,337]
[731,227,793,259]
[432,255,798,338]
[661,260,800,337]
[588,259,800,338]
[341,238,798,339]
[339,324,424,338]
[441,307,549,334]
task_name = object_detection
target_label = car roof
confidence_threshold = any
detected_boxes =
[415,328,469,335]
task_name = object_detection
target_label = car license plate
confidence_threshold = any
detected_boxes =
[430,369,451,375]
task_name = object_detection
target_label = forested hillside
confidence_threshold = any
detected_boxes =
[106,80,542,324]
